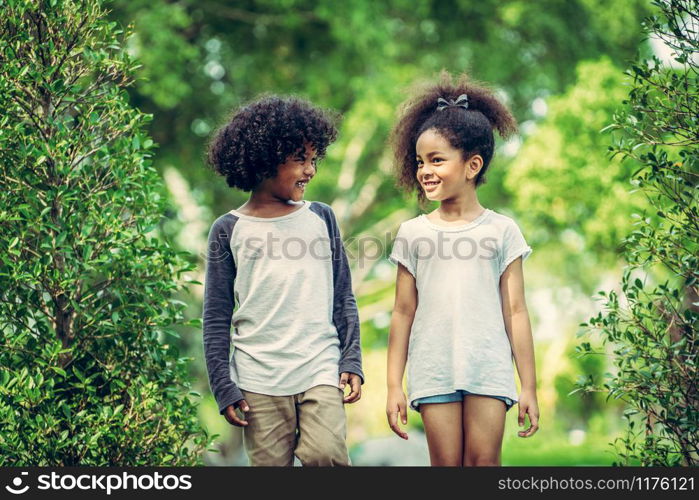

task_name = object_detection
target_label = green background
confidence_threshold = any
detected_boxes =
[107,0,661,465]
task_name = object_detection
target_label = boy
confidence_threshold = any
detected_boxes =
[202,95,363,466]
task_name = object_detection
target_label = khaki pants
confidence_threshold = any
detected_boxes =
[240,384,350,466]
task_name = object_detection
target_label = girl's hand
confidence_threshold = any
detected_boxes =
[386,388,409,440]
[517,390,540,438]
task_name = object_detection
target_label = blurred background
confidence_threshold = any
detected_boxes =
[105,0,664,465]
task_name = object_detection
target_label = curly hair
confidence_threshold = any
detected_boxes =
[206,95,339,191]
[390,71,518,205]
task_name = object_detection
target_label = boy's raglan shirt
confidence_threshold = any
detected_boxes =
[202,213,243,414]
[202,200,363,415]
[308,202,363,378]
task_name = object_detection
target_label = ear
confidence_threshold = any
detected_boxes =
[464,154,484,182]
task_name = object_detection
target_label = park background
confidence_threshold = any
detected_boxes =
[1,0,696,466]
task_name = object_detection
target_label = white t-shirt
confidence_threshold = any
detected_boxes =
[227,200,341,395]
[388,208,532,410]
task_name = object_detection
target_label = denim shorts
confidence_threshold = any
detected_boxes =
[413,390,516,412]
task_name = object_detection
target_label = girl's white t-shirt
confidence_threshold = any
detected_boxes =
[388,208,532,410]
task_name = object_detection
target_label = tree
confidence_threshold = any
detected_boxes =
[107,0,655,215]
[105,0,656,386]
[505,57,652,291]
[0,0,210,465]
[576,0,698,466]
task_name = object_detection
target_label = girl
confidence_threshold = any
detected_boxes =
[386,73,540,466]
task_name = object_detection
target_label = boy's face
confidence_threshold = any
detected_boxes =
[259,142,318,202]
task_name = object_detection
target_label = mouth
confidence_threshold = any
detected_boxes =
[422,180,441,191]
[295,179,310,190]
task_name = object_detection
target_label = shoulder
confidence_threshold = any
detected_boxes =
[308,200,333,217]
[399,214,423,229]
[485,209,522,234]
[308,200,339,228]
[486,208,516,225]
[213,211,239,224]
[395,215,424,236]
[208,211,239,236]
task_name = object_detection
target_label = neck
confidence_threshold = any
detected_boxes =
[246,189,293,207]
[437,188,483,219]
[236,188,300,216]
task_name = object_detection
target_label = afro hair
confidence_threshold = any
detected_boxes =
[207,95,339,191]
[390,71,518,205]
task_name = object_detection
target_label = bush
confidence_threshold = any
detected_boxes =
[0,0,211,465]
[575,0,698,466]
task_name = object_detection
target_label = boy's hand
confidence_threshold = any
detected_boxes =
[339,372,361,403]
[224,400,250,427]
[386,388,408,440]
[517,389,540,438]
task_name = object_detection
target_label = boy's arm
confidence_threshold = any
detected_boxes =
[202,215,245,415]
[314,203,364,383]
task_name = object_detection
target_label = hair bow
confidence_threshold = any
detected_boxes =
[436,94,469,111]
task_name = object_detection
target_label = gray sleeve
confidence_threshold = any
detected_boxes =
[310,203,364,383]
[202,214,245,414]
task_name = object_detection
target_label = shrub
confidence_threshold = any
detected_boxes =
[0,0,211,465]
[575,0,698,466]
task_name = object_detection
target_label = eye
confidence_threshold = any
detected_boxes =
[433,157,444,163]
[416,158,423,168]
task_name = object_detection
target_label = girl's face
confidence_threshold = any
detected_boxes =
[415,128,482,202]
[258,142,317,202]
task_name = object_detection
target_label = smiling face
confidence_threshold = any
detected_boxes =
[257,142,318,202]
[415,128,483,202]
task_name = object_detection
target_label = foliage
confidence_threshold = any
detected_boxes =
[575,0,698,466]
[98,1,659,463]
[506,57,650,275]
[107,0,655,215]
[113,2,658,418]
[0,0,211,464]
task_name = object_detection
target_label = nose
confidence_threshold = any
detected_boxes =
[419,164,434,180]
[304,161,316,177]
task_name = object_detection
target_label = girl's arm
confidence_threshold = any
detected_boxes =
[386,262,418,440]
[500,256,540,437]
